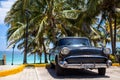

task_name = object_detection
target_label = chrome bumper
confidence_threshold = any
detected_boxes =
[59,60,112,69]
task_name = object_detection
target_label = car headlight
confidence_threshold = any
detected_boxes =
[103,48,111,54]
[61,47,70,55]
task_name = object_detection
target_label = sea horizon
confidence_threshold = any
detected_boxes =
[0,51,45,65]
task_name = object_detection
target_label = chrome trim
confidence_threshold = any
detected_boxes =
[58,60,112,69]
[64,55,107,59]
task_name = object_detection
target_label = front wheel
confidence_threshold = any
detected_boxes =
[50,62,55,69]
[55,57,64,76]
[98,68,106,75]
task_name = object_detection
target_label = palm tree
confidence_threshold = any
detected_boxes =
[99,0,120,57]
[5,0,32,64]
[79,0,120,55]
[5,0,120,63]
[5,0,58,63]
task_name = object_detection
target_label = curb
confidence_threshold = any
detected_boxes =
[26,63,50,67]
[0,63,119,77]
[0,64,49,77]
[0,65,25,77]
[112,63,120,66]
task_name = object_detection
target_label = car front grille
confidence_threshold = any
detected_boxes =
[65,57,107,64]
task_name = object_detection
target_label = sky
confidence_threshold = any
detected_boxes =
[0,0,16,51]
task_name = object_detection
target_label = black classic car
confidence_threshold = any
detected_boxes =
[49,37,112,76]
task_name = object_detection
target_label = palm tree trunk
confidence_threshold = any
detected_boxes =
[114,15,116,53]
[38,51,42,63]
[23,51,27,64]
[23,10,29,64]
[49,54,51,61]
[34,53,36,64]
[39,54,41,63]
[43,42,48,63]
[114,14,118,61]
[108,14,114,54]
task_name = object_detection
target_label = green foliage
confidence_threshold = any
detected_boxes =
[110,54,117,63]
[4,0,120,63]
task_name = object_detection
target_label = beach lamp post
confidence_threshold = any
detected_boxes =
[11,44,15,65]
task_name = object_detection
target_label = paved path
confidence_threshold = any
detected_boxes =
[0,66,120,80]
[0,65,17,71]
[0,67,39,80]
[36,67,120,80]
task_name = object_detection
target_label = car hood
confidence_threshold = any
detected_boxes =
[60,45,102,50]
[59,45,103,56]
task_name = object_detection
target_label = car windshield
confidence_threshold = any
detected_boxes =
[58,38,91,46]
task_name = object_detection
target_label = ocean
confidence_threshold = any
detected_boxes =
[0,51,45,65]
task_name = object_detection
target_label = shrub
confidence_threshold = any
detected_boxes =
[109,54,116,63]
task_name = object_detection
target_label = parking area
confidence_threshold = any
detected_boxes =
[0,66,120,80]
[36,66,120,80]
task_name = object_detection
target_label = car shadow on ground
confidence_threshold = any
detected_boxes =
[47,68,110,79]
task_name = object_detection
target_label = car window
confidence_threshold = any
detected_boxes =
[58,38,90,46]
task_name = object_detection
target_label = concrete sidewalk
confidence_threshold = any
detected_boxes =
[0,65,18,71]
[0,67,39,80]
[0,66,120,80]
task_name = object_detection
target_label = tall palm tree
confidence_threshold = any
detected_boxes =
[99,0,120,56]
[80,0,120,55]
[5,0,120,63]
[5,0,33,64]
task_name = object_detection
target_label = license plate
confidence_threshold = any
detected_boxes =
[83,64,94,69]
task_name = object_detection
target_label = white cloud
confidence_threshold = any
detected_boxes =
[0,0,16,24]
[1,1,15,8]
[0,8,9,23]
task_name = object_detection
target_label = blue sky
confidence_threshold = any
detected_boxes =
[0,0,16,51]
